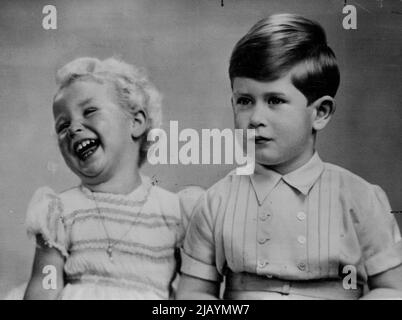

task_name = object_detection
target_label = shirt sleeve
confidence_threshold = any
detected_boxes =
[180,192,221,282]
[361,185,402,276]
[177,186,205,232]
[25,186,69,257]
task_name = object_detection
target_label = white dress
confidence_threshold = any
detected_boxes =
[25,177,186,299]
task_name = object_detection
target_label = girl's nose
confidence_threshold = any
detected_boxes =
[68,121,84,138]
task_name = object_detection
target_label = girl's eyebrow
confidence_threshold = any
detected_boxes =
[78,98,93,107]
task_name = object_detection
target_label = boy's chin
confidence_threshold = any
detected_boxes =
[254,151,282,167]
[255,161,279,170]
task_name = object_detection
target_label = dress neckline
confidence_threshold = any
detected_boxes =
[79,175,152,201]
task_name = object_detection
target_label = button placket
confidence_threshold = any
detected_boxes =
[256,203,272,274]
[295,210,307,273]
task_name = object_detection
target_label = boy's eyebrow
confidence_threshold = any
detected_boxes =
[233,90,287,97]
[263,91,287,97]
[232,90,252,96]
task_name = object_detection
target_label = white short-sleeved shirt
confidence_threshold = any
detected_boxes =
[181,153,402,288]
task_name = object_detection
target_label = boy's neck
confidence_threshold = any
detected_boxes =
[256,149,316,176]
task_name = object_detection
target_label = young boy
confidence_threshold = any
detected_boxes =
[177,14,402,299]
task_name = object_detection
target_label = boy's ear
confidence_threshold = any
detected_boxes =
[130,109,148,139]
[310,96,336,131]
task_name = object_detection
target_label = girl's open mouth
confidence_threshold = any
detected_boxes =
[73,138,100,161]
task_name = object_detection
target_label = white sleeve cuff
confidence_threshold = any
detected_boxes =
[180,250,221,282]
[365,241,402,276]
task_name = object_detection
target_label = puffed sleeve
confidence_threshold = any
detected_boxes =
[180,192,221,282]
[362,185,402,276]
[25,186,69,258]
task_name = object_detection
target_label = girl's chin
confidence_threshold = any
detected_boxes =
[73,163,103,180]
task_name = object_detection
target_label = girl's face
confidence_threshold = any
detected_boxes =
[53,79,137,187]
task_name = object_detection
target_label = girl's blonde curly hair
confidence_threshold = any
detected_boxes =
[55,57,162,166]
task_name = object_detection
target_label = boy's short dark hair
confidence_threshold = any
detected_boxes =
[229,14,340,104]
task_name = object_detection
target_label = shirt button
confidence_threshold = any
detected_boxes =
[297,211,306,221]
[258,236,270,244]
[260,212,271,221]
[297,262,306,271]
[297,235,306,244]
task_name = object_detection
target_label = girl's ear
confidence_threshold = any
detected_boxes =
[310,96,336,131]
[130,109,148,139]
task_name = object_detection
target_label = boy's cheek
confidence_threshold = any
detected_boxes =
[233,115,249,129]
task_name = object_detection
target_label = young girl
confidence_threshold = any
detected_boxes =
[24,57,185,299]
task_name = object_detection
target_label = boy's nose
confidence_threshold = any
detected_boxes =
[249,103,267,128]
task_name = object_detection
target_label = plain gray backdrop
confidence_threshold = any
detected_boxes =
[0,0,401,298]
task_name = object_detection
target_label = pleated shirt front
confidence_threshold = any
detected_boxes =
[182,153,402,288]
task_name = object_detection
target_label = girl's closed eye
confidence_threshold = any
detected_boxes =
[83,107,97,117]
[56,122,70,134]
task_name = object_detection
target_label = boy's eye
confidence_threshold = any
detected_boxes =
[267,96,285,105]
[235,97,253,106]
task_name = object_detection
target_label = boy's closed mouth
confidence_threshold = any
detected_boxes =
[73,138,100,161]
[254,136,272,144]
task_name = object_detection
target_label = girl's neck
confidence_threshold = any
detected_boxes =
[83,170,142,195]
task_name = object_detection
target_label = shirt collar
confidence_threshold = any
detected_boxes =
[250,152,324,205]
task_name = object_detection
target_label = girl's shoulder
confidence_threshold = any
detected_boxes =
[149,185,180,217]
[142,178,181,221]
[58,186,89,209]
[27,185,91,219]
[141,175,179,203]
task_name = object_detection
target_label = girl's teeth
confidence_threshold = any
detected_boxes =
[76,139,94,152]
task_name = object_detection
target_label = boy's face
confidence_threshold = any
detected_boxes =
[232,70,316,174]
[53,80,136,186]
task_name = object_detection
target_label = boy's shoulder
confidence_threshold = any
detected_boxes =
[323,162,373,186]
[322,161,383,199]
[205,169,245,199]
